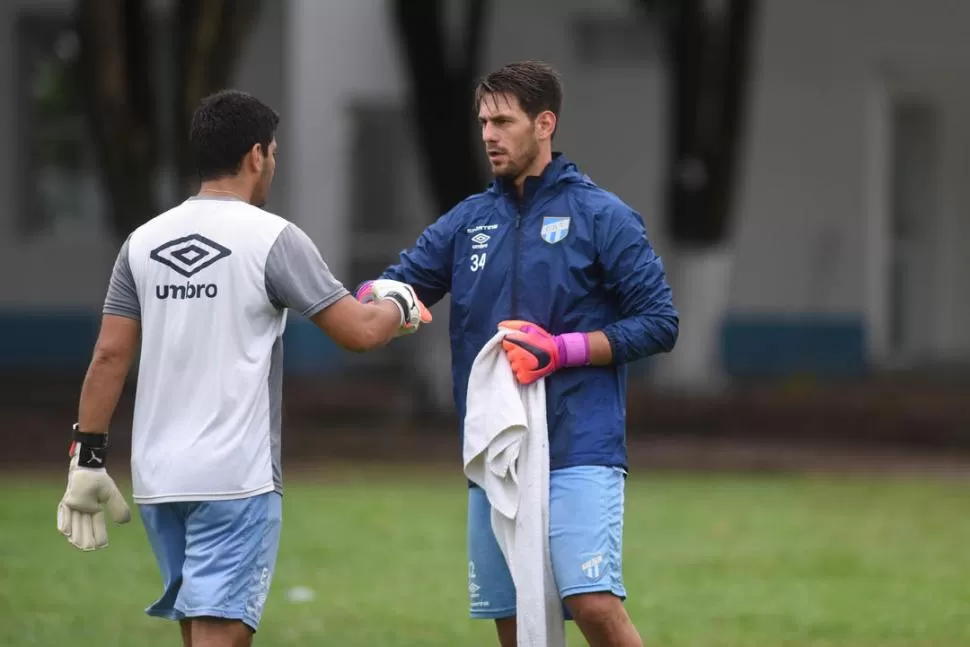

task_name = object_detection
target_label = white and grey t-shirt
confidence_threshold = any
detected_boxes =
[104,197,348,503]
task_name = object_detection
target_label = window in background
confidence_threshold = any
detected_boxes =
[15,12,107,241]
[346,101,417,372]
[569,12,659,67]
[347,100,430,285]
[888,96,940,360]
[345,99,453,413]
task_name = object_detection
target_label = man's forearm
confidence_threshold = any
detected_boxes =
[585,331,614,366]
[76,355,131,433]
[360,299,408,350]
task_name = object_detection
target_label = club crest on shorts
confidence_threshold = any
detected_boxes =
[540,216,571,244]
[581,554,604,580]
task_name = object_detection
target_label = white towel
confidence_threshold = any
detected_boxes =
[463,329,566,647]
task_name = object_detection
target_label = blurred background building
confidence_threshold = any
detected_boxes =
[1,0,969,464]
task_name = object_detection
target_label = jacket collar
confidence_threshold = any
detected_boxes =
[488,152,585,203]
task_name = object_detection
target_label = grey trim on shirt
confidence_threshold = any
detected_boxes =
[268,335,284,494]
[264,224,349,316]
[103,235,141,320]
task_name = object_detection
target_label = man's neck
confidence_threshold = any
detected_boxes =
[197,179,251,203]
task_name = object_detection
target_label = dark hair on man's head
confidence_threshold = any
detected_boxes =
[474,60,563,129]
[190,89,280,181]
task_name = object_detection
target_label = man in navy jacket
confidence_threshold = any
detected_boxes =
[357,60,678,647]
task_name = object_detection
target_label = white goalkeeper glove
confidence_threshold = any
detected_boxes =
[354,279,433,336]
[56,427,131,551]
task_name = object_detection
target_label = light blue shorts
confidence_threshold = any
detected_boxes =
[138,491,282,632]
[467,465,627,619]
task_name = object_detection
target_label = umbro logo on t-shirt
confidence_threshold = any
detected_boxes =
[150,234,232,278]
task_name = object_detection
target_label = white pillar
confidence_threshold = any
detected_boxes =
[652,245,736,392]
[285,0,350,279]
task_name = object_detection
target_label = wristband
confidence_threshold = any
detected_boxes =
[555,332,591,367]
[70,423,109,469]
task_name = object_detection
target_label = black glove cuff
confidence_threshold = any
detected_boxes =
[72,424,108,468]
[384,293,411,326]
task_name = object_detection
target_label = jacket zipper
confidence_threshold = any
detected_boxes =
[511,204,524,319]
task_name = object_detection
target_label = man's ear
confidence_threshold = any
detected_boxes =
[536,110,557,141]
[248,143,264,173]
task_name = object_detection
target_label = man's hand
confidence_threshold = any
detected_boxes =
[499,320,591,385]
[355,279,433,336]
[57,432,131,551]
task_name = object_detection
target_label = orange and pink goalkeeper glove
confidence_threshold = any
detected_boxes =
[499,320,591,385]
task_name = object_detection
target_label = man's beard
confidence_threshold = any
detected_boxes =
[495,140,539,181]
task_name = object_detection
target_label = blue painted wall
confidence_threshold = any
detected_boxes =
[720,314,869,379]
[0,310,869,379]
[0,310,346,374]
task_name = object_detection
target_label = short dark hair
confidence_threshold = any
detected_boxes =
[474,60,563,130]
[189,89,280,182]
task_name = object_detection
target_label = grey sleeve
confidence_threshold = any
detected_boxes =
[103,236,141,320]
[264,224,350,317]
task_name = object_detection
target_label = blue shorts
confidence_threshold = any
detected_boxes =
[138,491,282,632]
[467,465,627,619]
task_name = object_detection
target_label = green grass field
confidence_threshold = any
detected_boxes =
[2,466,969,647]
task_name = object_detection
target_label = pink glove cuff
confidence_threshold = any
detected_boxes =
[355,280,375,302]
[555,332,590,367]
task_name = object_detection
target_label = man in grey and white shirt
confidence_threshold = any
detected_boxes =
[56,89,429,647]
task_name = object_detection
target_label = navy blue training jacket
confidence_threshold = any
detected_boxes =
[380,153,678,471]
